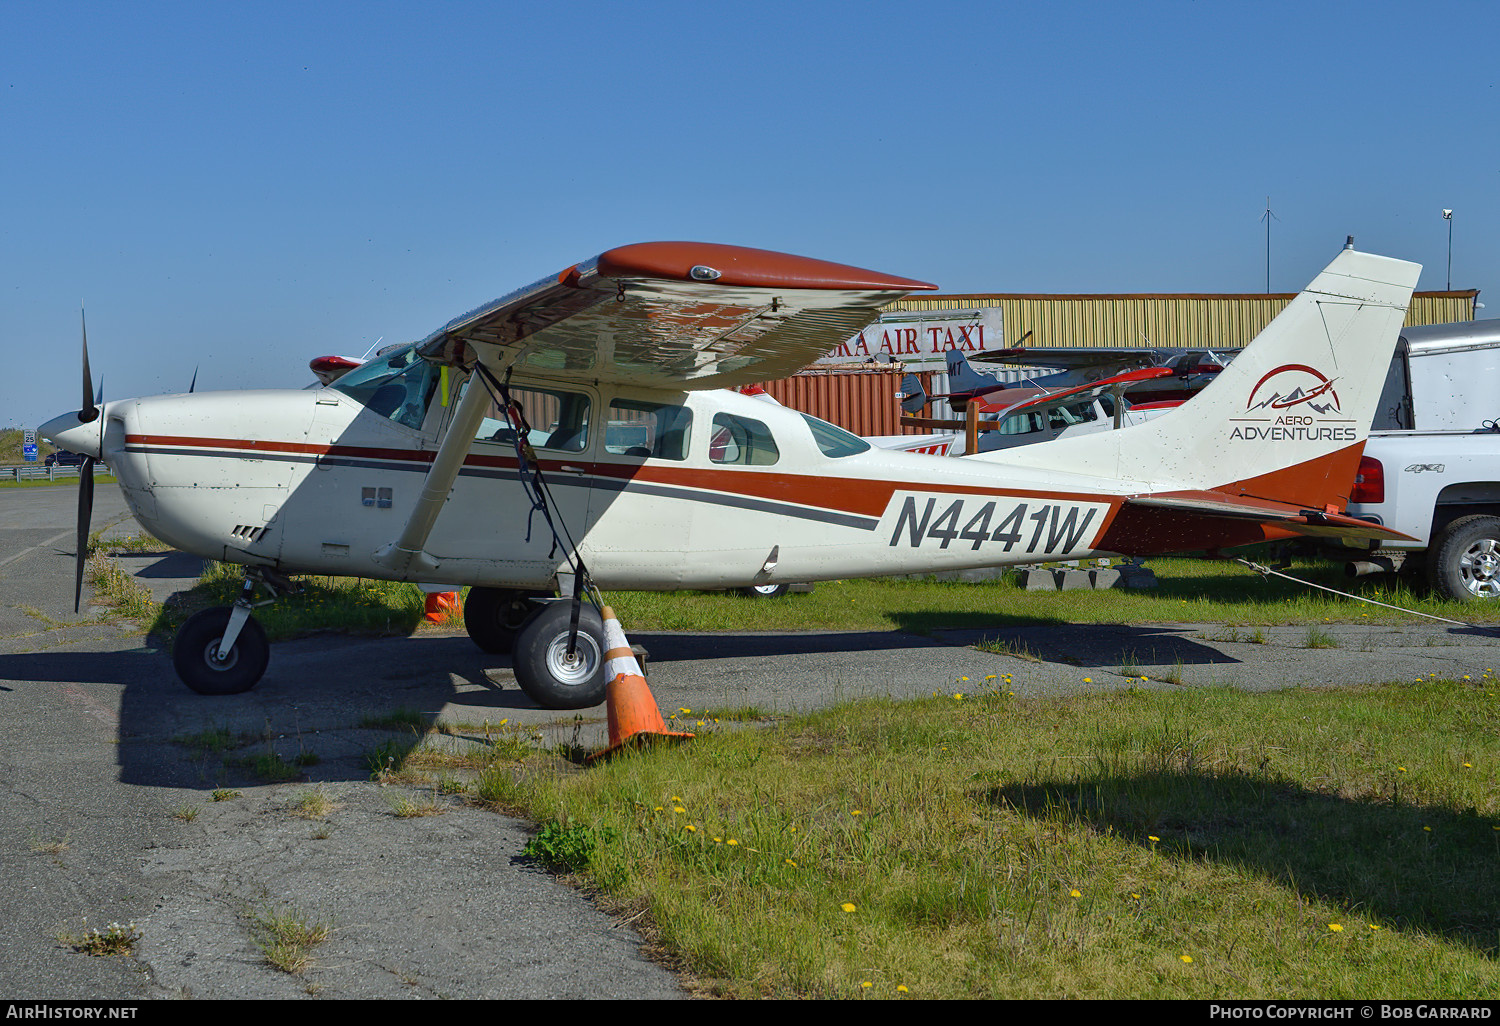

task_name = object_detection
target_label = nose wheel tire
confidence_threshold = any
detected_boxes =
[463,587,547,654]
[173,606,270,695]
[510,601,606,709]
[1429,515,1500,601]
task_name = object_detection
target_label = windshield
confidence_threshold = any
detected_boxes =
[331,345,441,431]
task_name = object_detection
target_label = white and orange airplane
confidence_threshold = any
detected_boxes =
[41,241,1418,709]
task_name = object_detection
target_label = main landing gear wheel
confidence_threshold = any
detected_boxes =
[1429,514,1500,601]
[463,587,547,653]
[510,601,606,710]
[173,606,270,695]
[739,583,789,598]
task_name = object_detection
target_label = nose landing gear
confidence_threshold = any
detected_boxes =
[172,569,295,695]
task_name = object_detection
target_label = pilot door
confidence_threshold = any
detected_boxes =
[426,379,598,589]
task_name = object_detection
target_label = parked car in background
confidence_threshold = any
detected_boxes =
[44,449,86,467]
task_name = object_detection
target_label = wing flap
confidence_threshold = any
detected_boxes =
[418,242,936,390]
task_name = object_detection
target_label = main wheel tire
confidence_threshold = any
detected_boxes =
[463,587,546,653]
[1428,514,1500,601]
[510,601,606,709]
[738,583,790,598]
[172,606,270,695]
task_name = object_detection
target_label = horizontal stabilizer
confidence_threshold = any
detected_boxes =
[1125,491,1415,543]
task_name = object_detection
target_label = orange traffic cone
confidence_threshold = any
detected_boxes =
[588,606,693,762]
[423,590,462,622]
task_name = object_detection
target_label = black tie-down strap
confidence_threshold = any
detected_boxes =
[472,363,598,657]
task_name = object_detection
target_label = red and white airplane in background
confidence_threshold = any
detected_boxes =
[41,241,1417,709]
[966,343,1237,403]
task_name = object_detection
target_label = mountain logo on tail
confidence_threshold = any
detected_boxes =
[1231,364,1355,444]
[1246,365,1342,415]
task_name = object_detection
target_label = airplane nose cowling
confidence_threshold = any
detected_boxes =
[39,408,105,459]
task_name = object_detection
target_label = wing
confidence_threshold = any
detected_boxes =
[971,346,1166,372]
[984,367,1174,416]
[416,242,936,390]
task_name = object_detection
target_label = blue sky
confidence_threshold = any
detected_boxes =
[4,0,1497,430]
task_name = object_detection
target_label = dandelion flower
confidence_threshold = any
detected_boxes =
[727,838,739,845]
[673,806,685,814]
[1070,889,1082,898]
[1180,955,1193,964]
[861,982,872,989]
[841,903,856,913]
[897,985,909,993]
[1083,677,1093,683]
[685,824,697,833]
[1148,835,1160,843]
[785,859,797,867]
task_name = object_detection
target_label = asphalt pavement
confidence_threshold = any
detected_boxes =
[3,482,1500,1000]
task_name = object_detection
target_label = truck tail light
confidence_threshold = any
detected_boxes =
[1351,455,1385,504]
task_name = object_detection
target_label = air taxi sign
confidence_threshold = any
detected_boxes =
[817,309,1003,368]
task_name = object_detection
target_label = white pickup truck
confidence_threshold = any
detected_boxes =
[1336,318,1500,599]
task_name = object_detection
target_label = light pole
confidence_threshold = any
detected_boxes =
[1443,208,1453,290]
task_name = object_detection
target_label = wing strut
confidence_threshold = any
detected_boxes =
[371,358,500,577]
[471,363,602,658]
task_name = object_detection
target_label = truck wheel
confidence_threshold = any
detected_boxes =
[510,602,606,709]
[173,606,269,695]
[1428,515,1500,601]
[464,587,546,653]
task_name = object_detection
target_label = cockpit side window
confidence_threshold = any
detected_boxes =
[466,382,591,453]
[332,346,441,431]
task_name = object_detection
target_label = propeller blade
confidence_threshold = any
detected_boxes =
[74,456,95,613]
[79,308,99,424]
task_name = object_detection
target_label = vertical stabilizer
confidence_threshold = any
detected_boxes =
[983,247,1421,510]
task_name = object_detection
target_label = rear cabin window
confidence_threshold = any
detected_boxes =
[709,414,779,466]
[470,384,591,453]
[800,413,870,458]
[604,400,692,460]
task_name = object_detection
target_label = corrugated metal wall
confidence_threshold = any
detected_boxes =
[756,368,934,437]
[760,291,1478,436]
[884,291,1478,350]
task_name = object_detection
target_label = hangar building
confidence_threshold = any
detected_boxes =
[759,287,1481,438]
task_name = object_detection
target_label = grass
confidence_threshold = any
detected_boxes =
[418,676,1500,999]
[249,904,331,975]
[81,534,1500,647]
